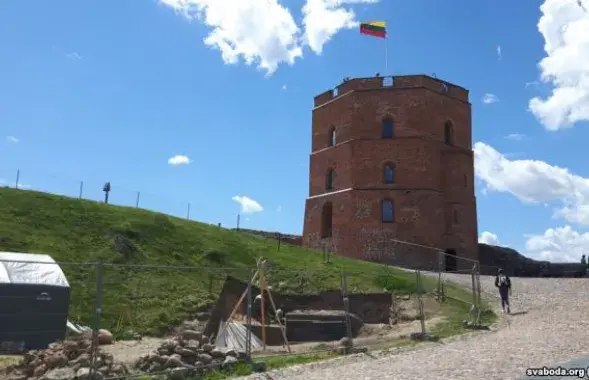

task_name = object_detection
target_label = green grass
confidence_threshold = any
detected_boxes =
[0,187,492,338]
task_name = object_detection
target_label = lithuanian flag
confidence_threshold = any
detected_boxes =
[359,21,387,39]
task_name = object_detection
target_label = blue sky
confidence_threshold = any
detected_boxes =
[2,0,589,262]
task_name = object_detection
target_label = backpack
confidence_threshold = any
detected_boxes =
[497,274,508,287]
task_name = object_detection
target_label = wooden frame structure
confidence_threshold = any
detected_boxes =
[217,259,291,353]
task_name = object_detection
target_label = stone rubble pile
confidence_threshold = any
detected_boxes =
[134,329,245,378]
[1,335,128,380]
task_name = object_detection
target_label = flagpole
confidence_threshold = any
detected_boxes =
[385,32,388,76]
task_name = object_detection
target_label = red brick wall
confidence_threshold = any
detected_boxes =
[303,75,478,271]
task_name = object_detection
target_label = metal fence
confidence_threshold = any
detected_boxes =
[0,258,488,379]
[0,167,236,227]
[434,251,485,326]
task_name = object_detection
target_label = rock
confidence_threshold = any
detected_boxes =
[152,355,169,365]
[174,346,196,357]
[97,329,113,345]
[201,343,214,353]
[338,337,353,348]
[6,372,27,380]
[33,364,47,377]
[197,353,213,365]
[71,353,91,367]
[75,367,92,380]
[185,340,200,350]
[164,354,184,369]
[169,367,189,380]
[181,330,202,341]
[41,367,76,380]
[224,349,237,357]
[44,353,68,369]
[222,355,238,369]
[148,362,162,373]
[210,348,226,359]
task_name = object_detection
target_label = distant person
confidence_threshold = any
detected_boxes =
[494,268,511,314]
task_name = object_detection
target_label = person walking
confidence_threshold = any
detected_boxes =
[494,268,511,314]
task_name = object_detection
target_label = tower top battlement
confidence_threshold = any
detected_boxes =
[313,74,470,108]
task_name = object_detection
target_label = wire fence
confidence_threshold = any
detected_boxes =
[0,258,487,379]
[0,167,238,227]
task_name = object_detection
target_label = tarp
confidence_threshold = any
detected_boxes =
[0,251,69,287]
[215,321,264,352]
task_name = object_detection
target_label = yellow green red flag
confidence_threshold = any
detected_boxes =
[360,21,387,39]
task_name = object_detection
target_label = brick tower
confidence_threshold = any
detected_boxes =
[302,75,478,271]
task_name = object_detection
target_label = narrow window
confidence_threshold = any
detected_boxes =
[384,164,396,184]
[381,199,394,223]
[326,169,335,191]
[463,174,468,187]
[453,209,459,224]
[321,202,333,238]
[328,126,336,147]
[382,119,394,139]
[444,121,453,145]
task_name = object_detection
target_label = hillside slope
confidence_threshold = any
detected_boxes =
[0,188,477,337]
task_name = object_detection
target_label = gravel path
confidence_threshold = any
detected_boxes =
[236,272,589,380]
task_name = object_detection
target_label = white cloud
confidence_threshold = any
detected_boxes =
[167,154,192,165]
[281,84,287,91]
[528,0,589,130]
[482,93,499,104]
[232,195,263,214]
[496,45,502,60]
[524,225,589,262]
[505,133,525,141]
[474,141,589,226]
[6,136,19,143]
[479,231,500,245]
[159,0,378,75]
[66,52,83,60]
[276,205,282,212]
[302,0,378,54]
[525,81,540,88]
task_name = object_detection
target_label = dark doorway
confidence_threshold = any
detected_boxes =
[445,248,457,272]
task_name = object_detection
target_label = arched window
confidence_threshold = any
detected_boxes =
[381,199,394,223]
[328,126,336,147]
[384,163,396,184]
[326,169,335,191]
[321,202,333,238]
[444,121,453,145]
[382,119,394,139]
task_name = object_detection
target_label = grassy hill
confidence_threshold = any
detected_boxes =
[0,187,486,338]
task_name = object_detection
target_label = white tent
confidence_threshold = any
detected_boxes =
[0,251,71,352]
[0,251,69,287]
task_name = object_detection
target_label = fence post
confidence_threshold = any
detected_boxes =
[89,261,104,380]
[476,264,482,309]
[79,181,84,199]
[340,271,353,351]
[415,270,426,335]
[437,251,444,299]
[135,191,140,208]
[245,269,254,360]
[15,169,20,189]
